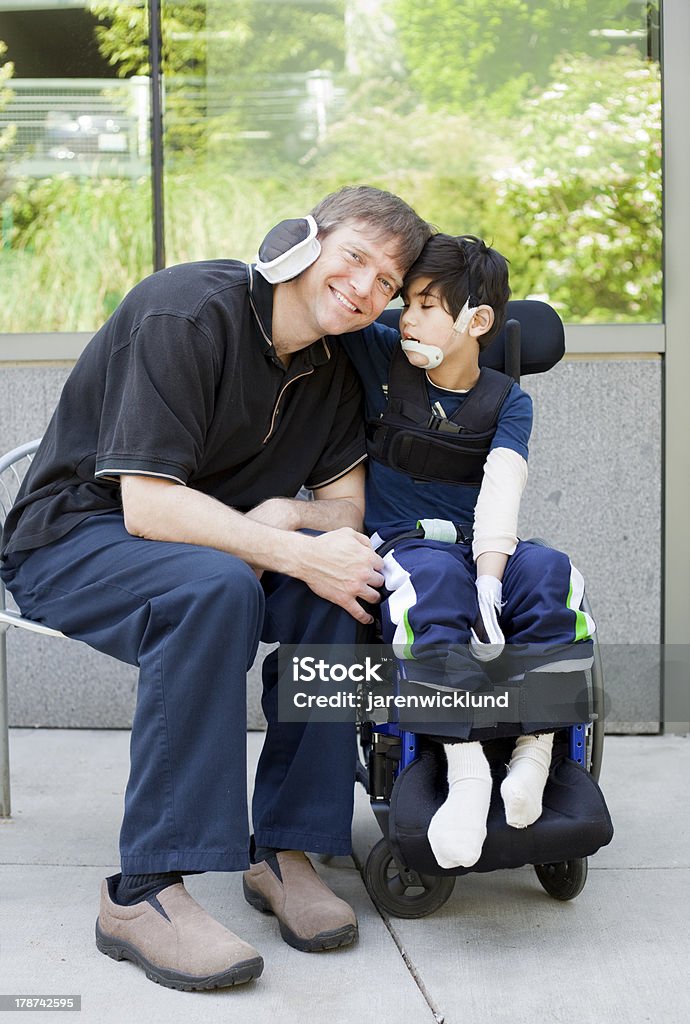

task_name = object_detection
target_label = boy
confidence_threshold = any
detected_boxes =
[342,234,595,870]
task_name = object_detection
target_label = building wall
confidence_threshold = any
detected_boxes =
[1,353,661,733]
[520,357,661,733]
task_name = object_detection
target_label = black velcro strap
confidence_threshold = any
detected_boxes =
[447,367,514,432]
[367,420,493,485]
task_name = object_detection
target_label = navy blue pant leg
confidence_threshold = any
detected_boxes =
[377,539,493,738]
[379,538,487,688]
[501,541,595,664]
[4,512,265,873]
[497,541,595,729]
[253,570,359,856]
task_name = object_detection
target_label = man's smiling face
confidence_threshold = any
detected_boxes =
[292,221,405,338]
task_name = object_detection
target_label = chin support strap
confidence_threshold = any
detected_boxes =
[400,338,445,369]
[255,215,321,283]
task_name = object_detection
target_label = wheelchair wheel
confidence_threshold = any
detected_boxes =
[364,839,455,918]
[534,857,588,901]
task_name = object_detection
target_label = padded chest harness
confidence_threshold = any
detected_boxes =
[366,345,514,486]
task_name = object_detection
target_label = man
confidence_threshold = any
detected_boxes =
[0,186,431,990]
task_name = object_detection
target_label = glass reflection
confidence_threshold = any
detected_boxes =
[0,1,662,331]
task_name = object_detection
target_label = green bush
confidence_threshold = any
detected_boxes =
[491,51,662,321]
[1,176,151,331]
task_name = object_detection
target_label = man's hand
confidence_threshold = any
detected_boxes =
[296,528,384,625]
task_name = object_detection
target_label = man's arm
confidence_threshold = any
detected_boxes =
[120,473,382,624]
[244,463,366,534]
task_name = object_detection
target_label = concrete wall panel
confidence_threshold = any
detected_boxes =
[1,357,661,733]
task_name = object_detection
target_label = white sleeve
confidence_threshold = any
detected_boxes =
[472,447,528,560]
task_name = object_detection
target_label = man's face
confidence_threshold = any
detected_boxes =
[293,221,405,337]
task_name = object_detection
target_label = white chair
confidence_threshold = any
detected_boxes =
[0,439,65,816]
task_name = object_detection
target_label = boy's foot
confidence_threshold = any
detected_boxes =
[501,732,554,828]
[95,875,263,991]
[427,741,493,869]
[243,850,358,952]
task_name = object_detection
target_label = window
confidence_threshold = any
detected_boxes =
[0,0,662,332]
[0,0,152,333]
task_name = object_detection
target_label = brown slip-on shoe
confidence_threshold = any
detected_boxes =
[243,851,357,952]
[96,876,264,991]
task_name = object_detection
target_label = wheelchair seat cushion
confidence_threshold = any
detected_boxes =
[388,742,613,876]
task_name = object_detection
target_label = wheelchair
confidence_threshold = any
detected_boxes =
[356,300,613,919]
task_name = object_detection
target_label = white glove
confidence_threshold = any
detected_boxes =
[470,575,505,662]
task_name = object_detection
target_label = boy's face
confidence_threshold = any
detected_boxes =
[400,277,466,369]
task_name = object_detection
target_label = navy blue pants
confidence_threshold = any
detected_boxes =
[3,513,358,873]
[380,537,594,655]
[378,537,595,736]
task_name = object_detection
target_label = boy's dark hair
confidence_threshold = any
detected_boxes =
[405,233,511,348]
[310,186,432,276]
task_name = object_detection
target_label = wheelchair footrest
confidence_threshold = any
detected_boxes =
[389,745,613,876]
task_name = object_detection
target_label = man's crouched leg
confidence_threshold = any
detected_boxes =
[243,851,357,952]
[96,875,264,990]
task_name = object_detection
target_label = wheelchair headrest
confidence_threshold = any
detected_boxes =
[378,299,565,376]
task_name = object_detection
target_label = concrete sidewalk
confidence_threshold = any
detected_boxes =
[1,729,688,1024]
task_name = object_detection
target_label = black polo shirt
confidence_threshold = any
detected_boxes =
[1,261,366,559]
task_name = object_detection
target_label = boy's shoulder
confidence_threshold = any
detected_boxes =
[338,321,400,396]
[339,320,399,359]
[491,379,532,458]
[501,379,533,414]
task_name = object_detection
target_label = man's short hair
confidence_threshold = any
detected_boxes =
[405,234,511,347]
[310,185,431,276]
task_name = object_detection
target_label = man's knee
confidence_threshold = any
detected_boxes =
[177,550,265,615]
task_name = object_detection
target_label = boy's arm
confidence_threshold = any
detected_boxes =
[339,322,399,417]
[475,550,509,580]
[472,446,528,579]
[472,381,532,579]
[470,446,528,659]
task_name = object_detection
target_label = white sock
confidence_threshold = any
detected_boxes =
[500,732,554,829]
[427,742,492,869]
